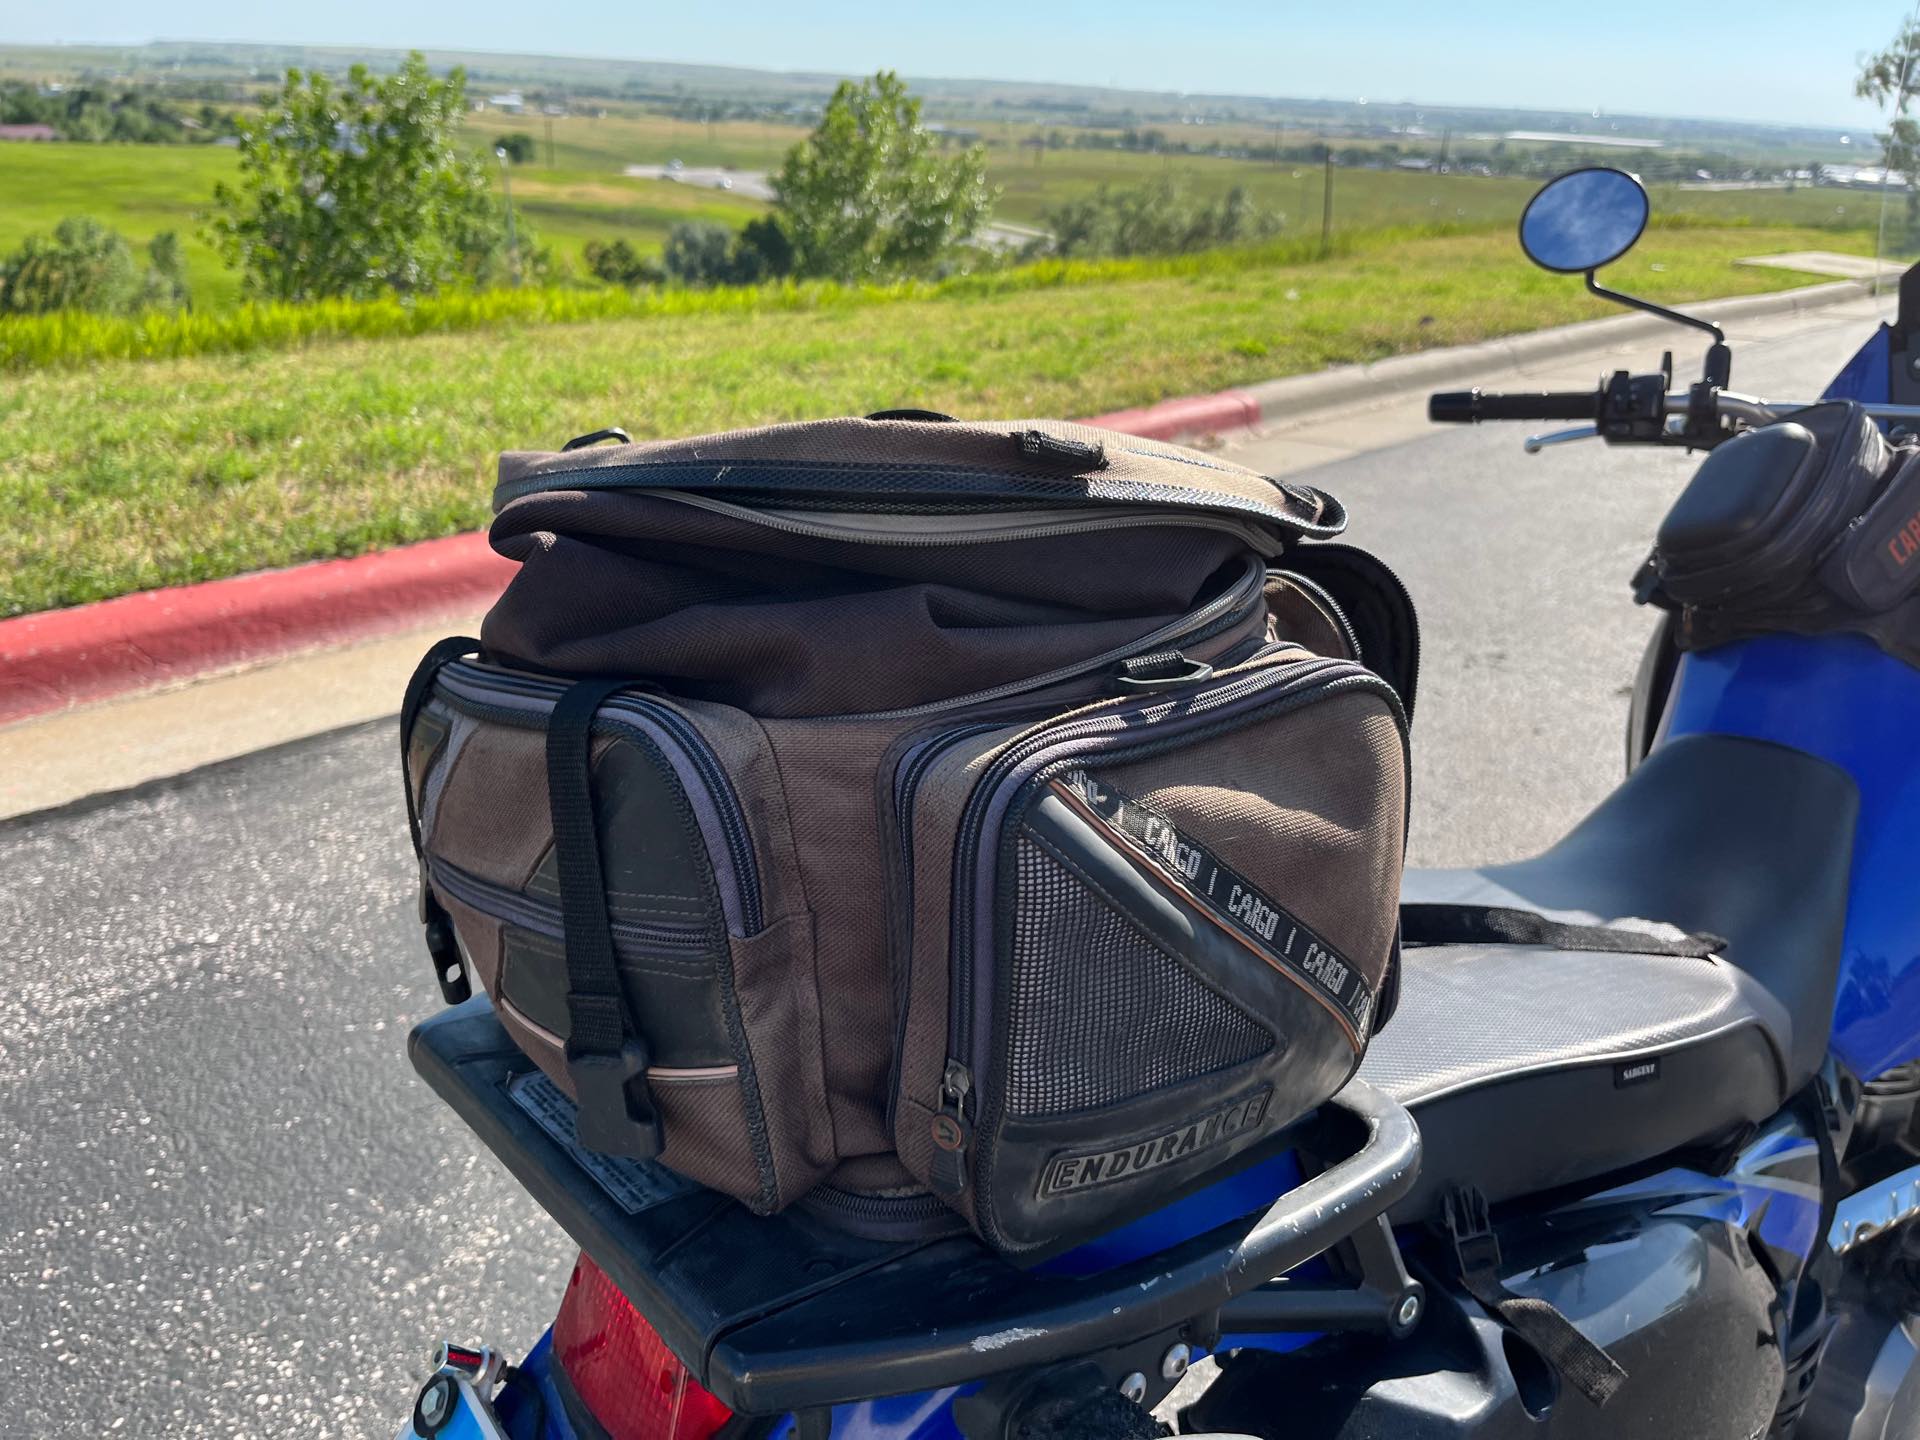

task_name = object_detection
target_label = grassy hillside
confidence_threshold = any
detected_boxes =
[0,138,772,304]
[0,224,1864,615]
[0,108,1890,316]
[0,143,246,309]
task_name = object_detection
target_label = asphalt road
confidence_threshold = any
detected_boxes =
[0,300,1884,1438]
[1228,301,1885,865]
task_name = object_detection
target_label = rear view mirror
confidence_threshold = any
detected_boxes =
[1518,167,1650,274]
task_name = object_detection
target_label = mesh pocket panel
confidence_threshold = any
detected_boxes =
[1005,838,1274,1116]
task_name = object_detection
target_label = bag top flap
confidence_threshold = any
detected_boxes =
[495,415,1345,545]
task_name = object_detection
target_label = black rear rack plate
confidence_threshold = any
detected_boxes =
[409,999,1420,1414]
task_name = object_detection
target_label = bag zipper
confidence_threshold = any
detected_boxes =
[1273,567,1363,662]
[433,664,764,935]
[651,490,1285,554]
[930,652,1407,1203]
[881,558,1268,1141]
[1300,544,1422,721]
[427,855,708,954]
[797,1184,963,1241]
[882,719,1011,1137]
[490,466,1337,541]
[820,552,1268,724]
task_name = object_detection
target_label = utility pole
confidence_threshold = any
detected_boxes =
[495,147,520,286]
[1321,144,1334,254]
[545,114,555,168]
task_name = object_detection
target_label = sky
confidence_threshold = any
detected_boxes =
[8,0,1917,131]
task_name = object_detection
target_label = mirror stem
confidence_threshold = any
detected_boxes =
[1584,271,1726,345]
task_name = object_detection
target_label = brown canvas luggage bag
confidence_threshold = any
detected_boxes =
[400,413,1411,1251]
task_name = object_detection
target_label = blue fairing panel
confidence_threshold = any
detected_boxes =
[1823,324,1892,403]
[1660,634,1920,1080]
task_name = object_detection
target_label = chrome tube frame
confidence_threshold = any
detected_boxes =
[1523,394,1920,451]
[1682,394,1920,427]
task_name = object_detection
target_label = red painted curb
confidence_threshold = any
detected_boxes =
[1084,390,1261,441]
[0,394,1274,727]
[0,532,516,725]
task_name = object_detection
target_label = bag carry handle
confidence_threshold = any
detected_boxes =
[546,677,665,1161]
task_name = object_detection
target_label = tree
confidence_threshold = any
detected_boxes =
[584,237,662,287]
[730,215,795,284]
[495,132,537,164]
[143,231,192,309]
[0,217,192,315]
[209,53,514,301]
[663,222,737,285]
[1038,179,1282,260]
[1858,20,1920,222]
[770,71,994,282]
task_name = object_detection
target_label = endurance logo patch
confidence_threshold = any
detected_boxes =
[1041,1090,1273,1197]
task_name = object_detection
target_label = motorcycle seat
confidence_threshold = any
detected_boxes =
[1361,732,1858,1222]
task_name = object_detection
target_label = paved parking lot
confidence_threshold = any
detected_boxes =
[0,297,1885,1437]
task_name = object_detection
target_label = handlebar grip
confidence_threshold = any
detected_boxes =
[1428,389,1599,424]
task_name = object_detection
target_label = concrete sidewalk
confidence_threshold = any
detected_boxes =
[0,281,1888,821]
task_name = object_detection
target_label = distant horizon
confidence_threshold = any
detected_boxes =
[4,35,1879,138]
[3,1,1910,132]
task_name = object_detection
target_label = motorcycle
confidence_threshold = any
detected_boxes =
[395,167,1920,1440]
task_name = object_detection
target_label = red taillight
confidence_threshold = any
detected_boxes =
[553,1251,734,1440]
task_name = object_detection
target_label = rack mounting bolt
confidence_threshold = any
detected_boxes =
[1118,1372,1148,1404]
[1160,1343,1191,1381]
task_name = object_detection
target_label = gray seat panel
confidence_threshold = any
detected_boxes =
[1360,733,1856,1220]
[1401,733,1857,1087]
[1358,944,1789,1220]
[1361,945,1789,1107]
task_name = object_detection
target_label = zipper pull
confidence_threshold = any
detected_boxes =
[929,1060,974,1196]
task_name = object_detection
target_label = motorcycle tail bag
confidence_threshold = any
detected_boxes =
[1641,399,1920,667]
[400,414,1411,1252]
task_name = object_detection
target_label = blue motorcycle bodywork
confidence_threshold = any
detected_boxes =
[1661,633,1920,1081]
[458,319,1920,1440]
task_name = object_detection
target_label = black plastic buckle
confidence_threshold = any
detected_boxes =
[568,1040,665,1160]
[420,869,472,1005]
[1443,1185,1501,1285]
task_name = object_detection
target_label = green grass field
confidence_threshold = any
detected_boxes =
[0,143,247,309]
[0,112,1900,317]
[0,224,1865,615]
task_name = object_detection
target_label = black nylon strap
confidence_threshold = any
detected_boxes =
[547,677,632,1055]
[1401,902,1724,959]
[1470,1287,1629,1408]
[1445,1187,1627,1408]
[546,677,663,1159]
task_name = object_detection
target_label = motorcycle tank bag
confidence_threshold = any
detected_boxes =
[399,413,1414,1253]
[1639,399,1920,668]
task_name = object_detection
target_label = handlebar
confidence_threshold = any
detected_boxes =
[1430,379,1920,452]
[1429,389,1600,424]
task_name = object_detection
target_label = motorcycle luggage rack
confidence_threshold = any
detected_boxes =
[410,999,1422,1414]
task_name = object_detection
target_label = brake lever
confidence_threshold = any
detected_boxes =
[1523,424,1600,454]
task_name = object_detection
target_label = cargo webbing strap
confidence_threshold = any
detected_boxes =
[1401,902,1724,959]
[546,677,664,1161]
[401,637,481,1004]
[1445,1188,1627,1408]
